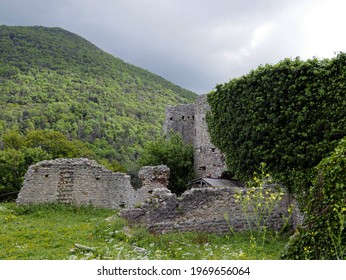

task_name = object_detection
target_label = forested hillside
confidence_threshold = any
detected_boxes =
[0,25,196,170]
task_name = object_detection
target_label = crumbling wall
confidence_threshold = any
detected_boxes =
[16,159,166,209]
[194,95,227,178]
[163,103,195,145]
[120,184,301,235]
[163,95,227,178]
[139,165,170,189]
[17,159,301,235]
[134,165,170,203]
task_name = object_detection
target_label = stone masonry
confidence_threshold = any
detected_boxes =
[163,103,195,146]
[120,183,302,235]
[139,165,170,189]
[16,159,169,209]
[17,159,302,234]
[163,94,227,178]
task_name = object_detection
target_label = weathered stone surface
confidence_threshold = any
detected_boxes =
[163,95,227,178]
[16,159,170,209]
[138,165,170,189]
[17,158,302,235]
[120,185,302,235]
[163,103,195,145]
[17,158,129,208]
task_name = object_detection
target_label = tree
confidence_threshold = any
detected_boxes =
[0,147,51,200]
[24,129,93,158]
[0,129,94,201]
[139,133,194,195]
[0,25,197,171]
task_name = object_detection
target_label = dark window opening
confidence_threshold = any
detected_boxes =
[199,166,206,171]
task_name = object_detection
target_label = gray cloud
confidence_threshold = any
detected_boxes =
[1,0,345,93]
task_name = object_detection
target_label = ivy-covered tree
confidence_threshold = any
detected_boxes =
[139,133,194,195]
[207,53,346,194]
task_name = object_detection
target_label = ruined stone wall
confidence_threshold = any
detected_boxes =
[139,165,170,189]
[163,95,227,178]
[17,159,302,235]
[120,185,301,235]
[132,165,171,205]
[16,159,167,209]
[194,95,227,178]
[163,103,195,145]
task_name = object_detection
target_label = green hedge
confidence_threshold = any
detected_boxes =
[207,53,346,193]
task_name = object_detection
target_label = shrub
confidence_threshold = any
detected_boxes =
[282,137,346,259]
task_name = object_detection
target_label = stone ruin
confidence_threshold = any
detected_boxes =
[16,158,169,209]
[120,180,302,235]
[17,158,302,234]
[16,93,303,234]
[163,94,227,178]
[138,165,170,189]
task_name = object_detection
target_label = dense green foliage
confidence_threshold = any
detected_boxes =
[0,25,196,171]
[139,133,194,194]
[282,137,346,259]
[0,129,94,199]
[207,54,346,192]
[0,202,288,259]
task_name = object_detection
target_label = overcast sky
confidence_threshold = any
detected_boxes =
[1,0,346,94]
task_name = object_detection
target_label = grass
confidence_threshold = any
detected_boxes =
[0,203,289,260]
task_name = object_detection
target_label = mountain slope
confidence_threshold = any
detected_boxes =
[0,25,197,168]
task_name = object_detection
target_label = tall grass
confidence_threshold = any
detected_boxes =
[0,203,288,260]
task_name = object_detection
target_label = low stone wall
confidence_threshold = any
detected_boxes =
[120,185,302,235]
[16,159,168,209]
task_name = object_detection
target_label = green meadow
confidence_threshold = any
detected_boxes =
[0,203,288,260]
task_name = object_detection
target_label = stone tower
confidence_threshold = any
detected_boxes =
[163,103,195,145]
[163,95,227,178]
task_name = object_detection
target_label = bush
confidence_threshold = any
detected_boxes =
[282,137,346,259]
